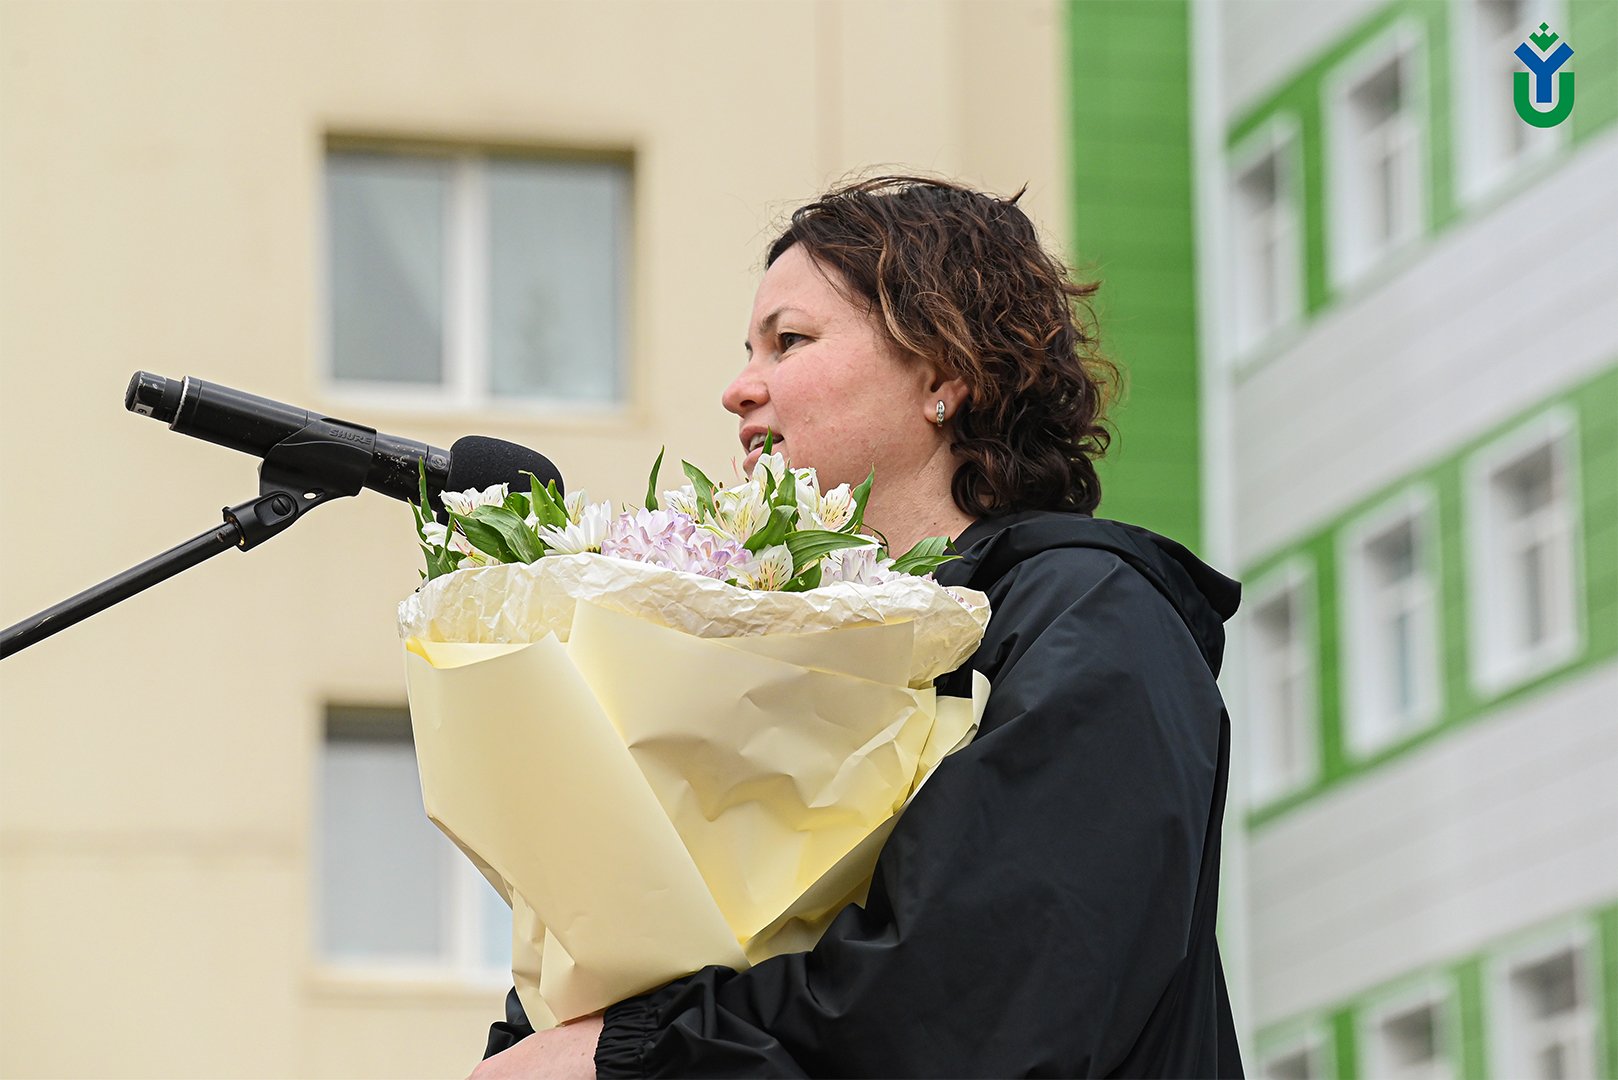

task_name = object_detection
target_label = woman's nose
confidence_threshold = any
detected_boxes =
[722,361,768,417]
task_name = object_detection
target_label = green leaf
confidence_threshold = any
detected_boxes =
[503,491,530,517]
[523,473,568,529]
[769,470,803,538]
[410,460,432,536]
[773,468,799,510]
[760,459,777,503]
[412,460,456,579]
[891,552,960,576]
[889,535,961,576]
[420,545,441,580]
[798,561,822,590]
[784,530,877,576]
[743,505,795,554]
[644,447,666,512]
[471,504,543,563]
[421,538,459,581]
[546,481,570,528]
[781,561,823,593]
[524,472,550,528]
[844,469,876,533]
[417,459,433,519]
[681,460,717,522]
[451,511,517,563]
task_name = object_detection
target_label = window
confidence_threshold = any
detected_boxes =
[1363,988,1453,1080]
[1454,0,1564,201]
[1246,562,1318,802]
[324,146,630,409]
[1327,28,1426,285]
[1260,1030,1330,1080]
[1465,409,1581,694]
[1230,121,1303,354]
[1341,491,1440,755]
[314,705,510,979]
[1494,933,1599,1080]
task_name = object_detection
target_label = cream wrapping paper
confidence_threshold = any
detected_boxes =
[400,555,991,1026]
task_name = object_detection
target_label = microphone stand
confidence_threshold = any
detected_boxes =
[0,418,377,659]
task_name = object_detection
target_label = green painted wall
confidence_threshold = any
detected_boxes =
[1226,0,1618,339]
[1226,1,1449,318]
[1454,956,1489,1080]
[1246,363,1618,827]
[1330,1007,1360,1080]
[1259,904,1617,1079]
[1603,903,1618,1080]
[1570,0,1618,140]
[1067,0,1201,550]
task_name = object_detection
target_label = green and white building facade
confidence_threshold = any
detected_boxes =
[1073,1,1617,1077]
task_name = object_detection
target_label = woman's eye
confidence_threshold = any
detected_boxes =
[779,332,808,351]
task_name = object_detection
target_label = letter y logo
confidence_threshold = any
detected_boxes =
[1514,22,1575,128]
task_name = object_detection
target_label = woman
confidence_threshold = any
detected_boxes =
[475,175,1244,1078]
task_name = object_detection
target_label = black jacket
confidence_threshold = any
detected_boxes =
[487,511,1244,1078]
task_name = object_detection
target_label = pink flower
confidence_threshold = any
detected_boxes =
[603,508,753,581]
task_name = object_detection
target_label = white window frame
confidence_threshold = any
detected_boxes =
[1463,406,1583,697]
[316,145,633,419]
[1259,1023,1334,1080]
[1339,485,1444,758]
[1323,21,1430,289]
[1359,979,1457,1080]
[1245,557,1321,805]
[1489,922,1601,1080]
[1450,0,1568,206]
[311,707,512,987]
[1227,115,1306,361]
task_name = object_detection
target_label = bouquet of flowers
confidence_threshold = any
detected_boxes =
[398,447,991,1028]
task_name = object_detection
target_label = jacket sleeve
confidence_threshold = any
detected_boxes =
[595,550,1226,1078]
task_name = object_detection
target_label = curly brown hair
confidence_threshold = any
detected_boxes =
[766,175,1119,517]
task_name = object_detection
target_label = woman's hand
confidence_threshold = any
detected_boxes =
[469,1013,605,1080]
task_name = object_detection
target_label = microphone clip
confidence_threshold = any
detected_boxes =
[225,417,377,550]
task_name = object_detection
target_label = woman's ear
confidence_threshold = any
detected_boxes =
[929,374,971,418]
[917,369,971,428]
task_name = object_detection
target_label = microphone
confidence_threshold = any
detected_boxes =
[125,372,564,509]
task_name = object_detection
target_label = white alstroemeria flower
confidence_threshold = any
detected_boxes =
[822,543,900,585]
[663,485,703,519]
[710,483,770,544]
[422,520,475,555]
[733,544,795,591]
[536,500,613,554]
[814,483,855,531]
[440,483,509,517]
[458,549,498,570]
[749,451,790,487]
[791,467,820,497]
[564,490,587,525]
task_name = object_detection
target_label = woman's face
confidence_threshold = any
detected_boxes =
[723,244,947,491]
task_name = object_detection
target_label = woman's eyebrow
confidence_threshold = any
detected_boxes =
[744,306,807,354]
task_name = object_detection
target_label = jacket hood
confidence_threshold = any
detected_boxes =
[937,511,1242,677]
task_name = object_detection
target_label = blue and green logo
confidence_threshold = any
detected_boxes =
[1514,22,1574,128]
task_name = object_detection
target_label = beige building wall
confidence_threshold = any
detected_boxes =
[0,2,1067,1075]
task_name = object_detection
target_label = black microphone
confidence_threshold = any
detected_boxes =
[125,372,564,509]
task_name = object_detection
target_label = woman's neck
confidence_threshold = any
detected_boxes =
[860,460,978,557]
